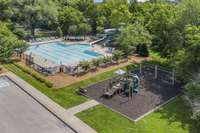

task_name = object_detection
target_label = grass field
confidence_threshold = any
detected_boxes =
[4,63,133,108]
[77,97,198,133]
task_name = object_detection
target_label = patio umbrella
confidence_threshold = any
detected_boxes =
[114,69,126,75]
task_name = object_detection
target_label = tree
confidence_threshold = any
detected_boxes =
[118,23,152,55]
[148,3,181,57]
[58,6,85,34]
[0,0,11,21]
[10,0,58,38]
[183,74,200,127]
[176,0,200,31]
[78,23,92,35]
[75,0,95,17]
[55,27,63,38]
[96,0,131,28]
[176,25,200,81]
[96,26,104,33]
[138,44,149,57]
[12,26,27,40]
[68,25,78,35]
[0,22,28,61]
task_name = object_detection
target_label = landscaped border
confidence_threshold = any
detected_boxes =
[3,63,137,109]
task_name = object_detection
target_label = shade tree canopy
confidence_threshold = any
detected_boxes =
[0,22,28,61]
[9,0,58,38]
[58,6,85,34]
[118,23,152,55]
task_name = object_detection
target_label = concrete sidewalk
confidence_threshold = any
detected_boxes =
[62,100,99,133]
[1,72,99,133]
[65,100,99,115]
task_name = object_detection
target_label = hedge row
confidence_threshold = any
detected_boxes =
[14,63,53,88]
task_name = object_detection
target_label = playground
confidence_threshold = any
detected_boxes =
[82,64,183,121]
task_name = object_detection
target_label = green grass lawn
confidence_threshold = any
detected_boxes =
[77,97,198,133]
[4,63,133,108]
[4,63,198,133]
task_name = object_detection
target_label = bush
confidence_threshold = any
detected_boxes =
[192,112,200,127]
[55,27,63,38]
[147,52,172,69]
[138,44,149,57]
[126,64,139,71]
[91,59,100,67]
[45,80,53,88]
[183,77,200,127]
[0,66,2,71]
[79,61,91,71]
[112,50,124,61]
[136,44,140,54]
[14,63,53,88]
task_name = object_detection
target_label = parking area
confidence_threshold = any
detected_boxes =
[0,76,75,133]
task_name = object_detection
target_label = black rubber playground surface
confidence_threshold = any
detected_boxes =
[84,66,183,121]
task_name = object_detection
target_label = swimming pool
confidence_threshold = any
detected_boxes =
[25,42,102,66]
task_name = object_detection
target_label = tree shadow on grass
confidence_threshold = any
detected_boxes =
[155,97,199,133]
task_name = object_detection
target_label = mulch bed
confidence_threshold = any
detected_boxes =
[84,66,183,121]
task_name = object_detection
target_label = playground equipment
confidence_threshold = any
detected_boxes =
[139,63,175,85]
[104,74,141,98]
[123,74,140,98]
[103,63,176,99]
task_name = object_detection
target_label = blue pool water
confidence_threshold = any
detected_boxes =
[25,42,102,65]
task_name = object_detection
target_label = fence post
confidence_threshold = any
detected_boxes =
[155,65,158,79]
[172,69,175,85]
[140,63,142,74]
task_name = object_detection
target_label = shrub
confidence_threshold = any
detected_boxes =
[112,50,124,61]
[147,52,172,69]
[102,57,109,64]
[135,44,140,54]
[91,59,100,67]
[79,61,91,71]
[98,57,104,64]
[14,63,53,88]
[183,77,200,127]
[0,66,2,71]
[55,27,63,38]
[126,64,139,71]
[138,44,149,57]
[104,56,112,63]
[45,80,53,88]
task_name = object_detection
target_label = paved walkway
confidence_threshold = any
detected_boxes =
[62,100,99,133]
[1,72,99,133]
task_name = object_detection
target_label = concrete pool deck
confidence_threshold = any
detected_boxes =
[0,72,98,133]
